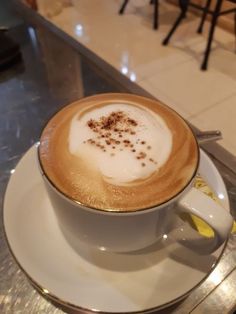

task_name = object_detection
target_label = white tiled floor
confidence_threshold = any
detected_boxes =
[37,0,236,155]
[189,94,236,153]
[140,59,236,117]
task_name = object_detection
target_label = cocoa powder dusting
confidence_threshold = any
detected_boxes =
[85,110,157,167]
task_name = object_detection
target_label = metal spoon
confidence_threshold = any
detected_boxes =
[196,130,222,144]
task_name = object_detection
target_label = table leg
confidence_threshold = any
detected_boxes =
[162,0,189,45]
[154,0,159,29]
[197,0,212,34]
[119,0,129,15]
[201,0,223,70]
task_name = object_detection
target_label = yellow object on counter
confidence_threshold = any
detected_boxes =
[188,175,236,237]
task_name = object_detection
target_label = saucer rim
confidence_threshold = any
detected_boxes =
[3,145,230,314]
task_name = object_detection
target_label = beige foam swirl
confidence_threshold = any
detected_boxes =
[68,103,173,186]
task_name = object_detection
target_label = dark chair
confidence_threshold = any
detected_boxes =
[162,0,236,70]
[119,0,159,30]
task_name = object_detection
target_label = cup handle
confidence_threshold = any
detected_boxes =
[176,187,233,254]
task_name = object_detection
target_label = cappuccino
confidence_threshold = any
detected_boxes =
[39,94,199,211]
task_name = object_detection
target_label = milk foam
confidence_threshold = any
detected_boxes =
[69,103,172,185]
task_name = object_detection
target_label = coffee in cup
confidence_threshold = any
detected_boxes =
[38,93,233,252]
[39,93,199,212]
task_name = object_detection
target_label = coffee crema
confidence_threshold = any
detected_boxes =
[39,94,199,211]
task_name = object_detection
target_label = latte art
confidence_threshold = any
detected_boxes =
[39,94,199,211]
[69,104,172,185]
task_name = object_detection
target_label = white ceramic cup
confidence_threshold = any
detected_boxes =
[38,93,233,253]
[38,151,233,254]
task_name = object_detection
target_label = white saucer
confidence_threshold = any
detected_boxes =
[4,145,229,313]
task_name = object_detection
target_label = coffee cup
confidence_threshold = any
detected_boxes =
[38,93,233,253]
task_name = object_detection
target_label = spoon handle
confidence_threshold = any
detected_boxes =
[196,130,222,144]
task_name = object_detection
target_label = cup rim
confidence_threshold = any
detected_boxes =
[38,93,200,214]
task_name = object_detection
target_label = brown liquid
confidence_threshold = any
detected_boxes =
[39,93,199,211]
